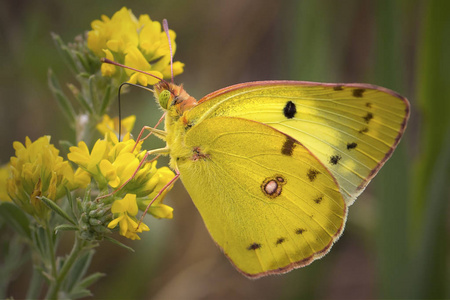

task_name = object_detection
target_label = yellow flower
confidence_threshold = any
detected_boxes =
[98,137,150,194]
[0,164,12,202]
[100,49,116,77]
[96,114,136,139]
[124,46,163,86]
[108,194,149,240]
[162,61,185,79]
[87,7,184,83]
[88,7,138,56]
[138,166,175,219]
[68,139,109,175]
[7,136,82,219]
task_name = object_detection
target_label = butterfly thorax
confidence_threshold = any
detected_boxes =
[154,81,200,171]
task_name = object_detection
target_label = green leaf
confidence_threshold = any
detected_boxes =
[51,33,78,74]
[75,51,91,74]
[68,288,92,299]
[39,196,76,225]
[76,91,94,114]
[48,69,77,126]
[65,250,94,292]
[55,224,79,233]
[88,75,99,112]
[0,202,31,239]
[104,236,135,252]
[99,84,112,116]
[77,272,104,290]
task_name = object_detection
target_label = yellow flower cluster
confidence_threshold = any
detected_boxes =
[96,114,136,139]
[0,164,12,202]
[87,7,184,86]
[7,136,90,219]
[69,119,175,239]
[107,194,149,240]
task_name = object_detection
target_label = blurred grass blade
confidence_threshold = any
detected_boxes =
[409,126,450,298]
[412,0,450,224]
[409,0,450,298]
[373,0,409,298]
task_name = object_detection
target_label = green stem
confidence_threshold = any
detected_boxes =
[46,235,84,299]
[45,222,58,285]
[26,265,44,299]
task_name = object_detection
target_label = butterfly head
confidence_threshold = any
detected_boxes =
[154,81,197,114]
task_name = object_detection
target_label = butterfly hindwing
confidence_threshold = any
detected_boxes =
[174,116,346,278]
[185,81,410,204]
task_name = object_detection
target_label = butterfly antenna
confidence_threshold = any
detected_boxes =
[101,58,169,85]
[163,19,174,84]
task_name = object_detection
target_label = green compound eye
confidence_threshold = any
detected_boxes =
[158,90,171,109]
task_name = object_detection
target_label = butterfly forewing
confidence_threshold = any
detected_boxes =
[174,117,346,278]
[186,81,410,205]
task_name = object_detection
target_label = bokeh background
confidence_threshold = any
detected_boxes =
[1,0,449,299]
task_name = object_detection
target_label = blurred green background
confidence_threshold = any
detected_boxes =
[1,0,449,299]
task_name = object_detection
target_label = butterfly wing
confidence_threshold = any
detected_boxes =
[185,81,410,204]
[175,116,346,278]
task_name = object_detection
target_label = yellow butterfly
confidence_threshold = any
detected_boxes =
[102,27,409,277]
[140,79,409,279]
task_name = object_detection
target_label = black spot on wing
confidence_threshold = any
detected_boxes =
[295,228,306,235]
[307,168,320,182]
[276,238,286,245]
[363,112,373,123]
[347,142,357,150]
[366,102,372,108]
[314,196,323,204]
[353,88,365,97]
[281,137,296,156]
[329,155,342,165]
[248,243,262,250]
[333,85,343,91]
[359,127,369,134]
[283,101,297,119]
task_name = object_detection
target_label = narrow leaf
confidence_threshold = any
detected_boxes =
[48,70,77,125]
[51,33,78,74]
[99,84,112,115]
[68,288,92,299]
[75,51,91,73]
[55,224,79,233]
[0,202,31,239]
[77,272,105,290]
[88,75,99,112]
[65,250,94,292]
[104,236,135,252]
[39,196,76,225]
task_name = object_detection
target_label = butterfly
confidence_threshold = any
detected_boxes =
[146,79,410,278]
[103,21,409,278]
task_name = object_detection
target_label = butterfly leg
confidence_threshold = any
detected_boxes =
[96,147,170,201]
[137,170,180,229]
[132,113,167,152]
